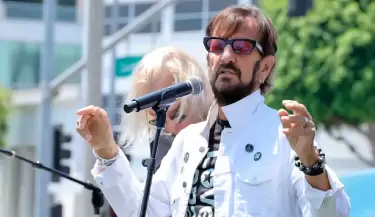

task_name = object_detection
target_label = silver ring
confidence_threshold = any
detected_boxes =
[302,117,309,128]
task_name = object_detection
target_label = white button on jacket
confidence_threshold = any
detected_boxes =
[91,90,351,217]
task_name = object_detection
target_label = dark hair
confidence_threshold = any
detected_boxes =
[205,5,278,94]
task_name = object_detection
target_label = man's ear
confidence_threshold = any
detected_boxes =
[259,56,275,81]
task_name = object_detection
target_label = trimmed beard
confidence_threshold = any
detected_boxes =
[211,61,260,106]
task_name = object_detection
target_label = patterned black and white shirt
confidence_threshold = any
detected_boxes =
[185,120,230,217]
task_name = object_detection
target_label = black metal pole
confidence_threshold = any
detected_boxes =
[0,148,104,215]
[138,105,168,217]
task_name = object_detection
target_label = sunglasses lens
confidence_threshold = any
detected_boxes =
[149,120,156,126]
[206,38,226,53]
[233,40,254,54]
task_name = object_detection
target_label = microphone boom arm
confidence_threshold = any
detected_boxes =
[0,148,104,215]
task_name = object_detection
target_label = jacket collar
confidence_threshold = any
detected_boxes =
[203,89,265,133]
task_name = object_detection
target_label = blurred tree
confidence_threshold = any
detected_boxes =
[0,87,10,148]
[265,0,375,166]
[260,0,288,11]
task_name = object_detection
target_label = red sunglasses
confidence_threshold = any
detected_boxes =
[203,36,264,55]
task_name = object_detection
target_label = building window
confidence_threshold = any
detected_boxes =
[174,18,202,31]
[0,41,81,89]
[102,94,125,144]
[174,0,238,32]
[58,0,76,7]
[174,0,203,31]
[105,5,113,18]
[208,0,237,12]
[118,5,129,17]
[3,0,42,3]
[3,0,77,22]
[104,24,112,36]
[3,0,76,6]
[104,2,161,36]
[134,3,161,33]
[175,0,203,14]
[118,22,128,30]
[135,3,153,16]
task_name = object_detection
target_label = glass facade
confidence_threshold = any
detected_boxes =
[0,41,81,89]
[173,0,238,32]
[3,0,76,22]
[103,0,238,36]
[104,2,161,36]
[0,0,240,89]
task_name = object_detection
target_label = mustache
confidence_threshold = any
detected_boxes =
[216,63,241,76]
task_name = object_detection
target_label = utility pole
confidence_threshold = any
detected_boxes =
[34,1,56,217]
[77,0,104,217]
[108,0,119,128]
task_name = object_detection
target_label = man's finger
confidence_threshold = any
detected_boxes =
[76,105,101,115]
[282,127,315,137]
[77,114,92,129]
[282,101,312,119]
[76,105,95,115]
[278,109,291,128]
[282,100,298,105]
[76,127,92,141]
[280,115,315,128]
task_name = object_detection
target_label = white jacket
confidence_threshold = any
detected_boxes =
[91,90,351,217]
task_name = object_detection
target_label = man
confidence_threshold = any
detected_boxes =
[76,5,351,217]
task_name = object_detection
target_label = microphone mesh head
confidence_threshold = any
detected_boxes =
[188,76,203,95]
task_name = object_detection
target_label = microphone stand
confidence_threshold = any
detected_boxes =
[138,104,168,217]
[0,148,104,216]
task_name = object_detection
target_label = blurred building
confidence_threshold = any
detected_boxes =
[0,1,81,217]
[0,0,372,217]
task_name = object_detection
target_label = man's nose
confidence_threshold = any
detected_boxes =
[221,45,236,63]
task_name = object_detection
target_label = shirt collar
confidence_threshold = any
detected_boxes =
[204,89,265,131]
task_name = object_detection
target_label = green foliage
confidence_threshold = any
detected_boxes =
[260,0,288,13]
[265,0,375,129]
[0,87,10,148]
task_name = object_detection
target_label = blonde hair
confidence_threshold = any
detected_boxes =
[119,46,213,148]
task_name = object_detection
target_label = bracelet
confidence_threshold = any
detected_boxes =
[294,147,326,176]
[93,149,119,167]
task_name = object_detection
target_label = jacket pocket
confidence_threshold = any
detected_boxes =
[234,165,276,216]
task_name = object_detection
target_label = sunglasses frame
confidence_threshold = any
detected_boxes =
[203,36,264,55]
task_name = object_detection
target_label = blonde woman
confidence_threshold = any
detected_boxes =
[117,46,213,171]
[77,46,213,216]
[120,46,212,145]
[76,46,213,163]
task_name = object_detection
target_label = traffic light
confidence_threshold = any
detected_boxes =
[52,124,72,182]
[288,0,313,17]
[50,203,63,217]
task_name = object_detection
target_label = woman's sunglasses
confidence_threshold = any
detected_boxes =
[148,114,188,126]
[203,36,263,55]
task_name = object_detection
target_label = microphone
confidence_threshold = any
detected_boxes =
[123,76,203,113]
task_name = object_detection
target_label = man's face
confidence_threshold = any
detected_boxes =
[207,18,264,106]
